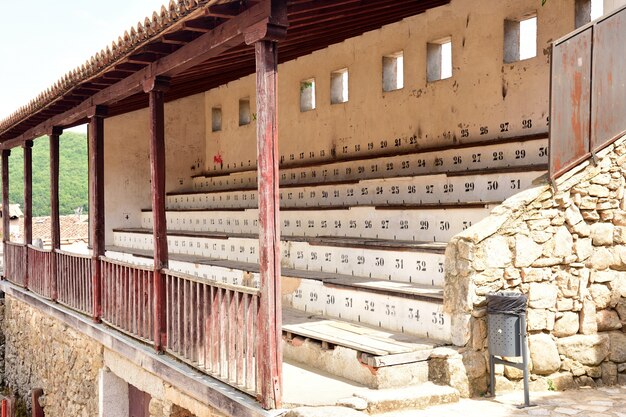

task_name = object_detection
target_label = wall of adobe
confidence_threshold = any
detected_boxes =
[103,93,206,244]
[444,135,626,395]
[202,0,577,175]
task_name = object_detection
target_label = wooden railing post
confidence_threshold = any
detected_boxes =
[2,149,10,278]
[88,106,106,321]
[23,140,33,288]
[254,37,284,409]
[144,76,170,352]
[49,127,62,301]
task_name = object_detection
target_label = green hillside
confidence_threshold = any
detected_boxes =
[2,131,88,217]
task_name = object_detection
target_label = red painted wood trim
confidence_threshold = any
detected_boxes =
[23,141,33,288]
[254,39,282,410]
[1,149,9,245]
[49,130,61,301]
[89,110,105,321]
[148,83,169,352]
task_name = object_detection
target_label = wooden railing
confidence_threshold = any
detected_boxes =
[4,242,27,287]
[164,270,260,396]
[27,246,54,299]
[3,250,268,401]
[56,250,93,315]
[100,257,154,342]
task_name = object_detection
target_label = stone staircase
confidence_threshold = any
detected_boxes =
[106,135,548,412]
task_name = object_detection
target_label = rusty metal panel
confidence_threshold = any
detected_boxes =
[591,11,626,151]
[550,27,592,178]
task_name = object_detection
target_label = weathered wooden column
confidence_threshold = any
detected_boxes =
[2,149,10,245]
[144,76,170,352]
[88,107,106,321]
[250,12,286,405]
[50,127,62,300]
[23,140,33,288]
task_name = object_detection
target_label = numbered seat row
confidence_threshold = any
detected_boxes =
[141,205,495,243]
[192,138,548,192]
[104,248,451,342]
[112,229,447,286]
[169,170,543,210]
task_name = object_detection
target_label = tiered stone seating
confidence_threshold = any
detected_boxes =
[107,135,548,384]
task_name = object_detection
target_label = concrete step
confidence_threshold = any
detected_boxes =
[192,137,548,191]
[141,205,495,243]
[283,383,459,416]
[170,169,543,210]
[283,361,459,415]
[112,229,448,286]
[104,248,451,341]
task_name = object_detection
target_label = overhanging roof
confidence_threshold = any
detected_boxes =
[0,0,450,145]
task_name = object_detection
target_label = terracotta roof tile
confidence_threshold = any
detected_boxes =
[0,0,220,136]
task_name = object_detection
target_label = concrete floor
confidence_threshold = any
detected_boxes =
[377,385,626,417]
[282,359,371,407]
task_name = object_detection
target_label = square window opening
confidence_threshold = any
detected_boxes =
[331,69,349,104]
[382,52,404,92]
[211,107,222,132]
[300,79,316,112]
[504,14,537,63]
[427,38,452,82]
[239,99,251,126]
[575,0,604,27]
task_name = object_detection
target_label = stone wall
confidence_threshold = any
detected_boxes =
[444,135,626,395]
[2,295,228,417]
[3,295,103,416]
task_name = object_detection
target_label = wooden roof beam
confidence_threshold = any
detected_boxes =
[1,0,281,149]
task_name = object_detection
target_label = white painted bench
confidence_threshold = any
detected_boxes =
[193,137,548,191]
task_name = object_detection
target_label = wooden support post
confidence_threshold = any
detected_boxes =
[49,127,62,301]
[88,107,106,321]
[2,149,10,245]
[23,140,33,288]
[254,39,282,410]
[145,76,170,352]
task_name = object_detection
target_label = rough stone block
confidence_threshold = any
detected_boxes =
[529,333,560,375]
[528,283,558,309]
[556,334,610,366]
[591,223,615,246]
[608,331,626,363]
[514,235,543,267]
[596,309,622,331]
[554,311,579,337]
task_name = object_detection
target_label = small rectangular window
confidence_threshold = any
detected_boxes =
[504,14,537,63]
[211,107,222,132]
[382,52,404,92]
[331,68,349,104]
[239,99,250,126]
[300,79,316,112]
[427,38,452,82]
[576,0,604,27]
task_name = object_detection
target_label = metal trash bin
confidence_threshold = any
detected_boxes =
[487,292,533,407]
[487,292,526,357]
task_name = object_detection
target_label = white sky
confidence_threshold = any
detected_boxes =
[0,0,168,128]
[0,1,607,132]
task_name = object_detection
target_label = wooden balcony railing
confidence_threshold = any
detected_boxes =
[56,250,93,315]
[100,257,154,342]
[164,270,260,396]
[27,246,54,299]
[3,251,268,401]
[4,242,27,287]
